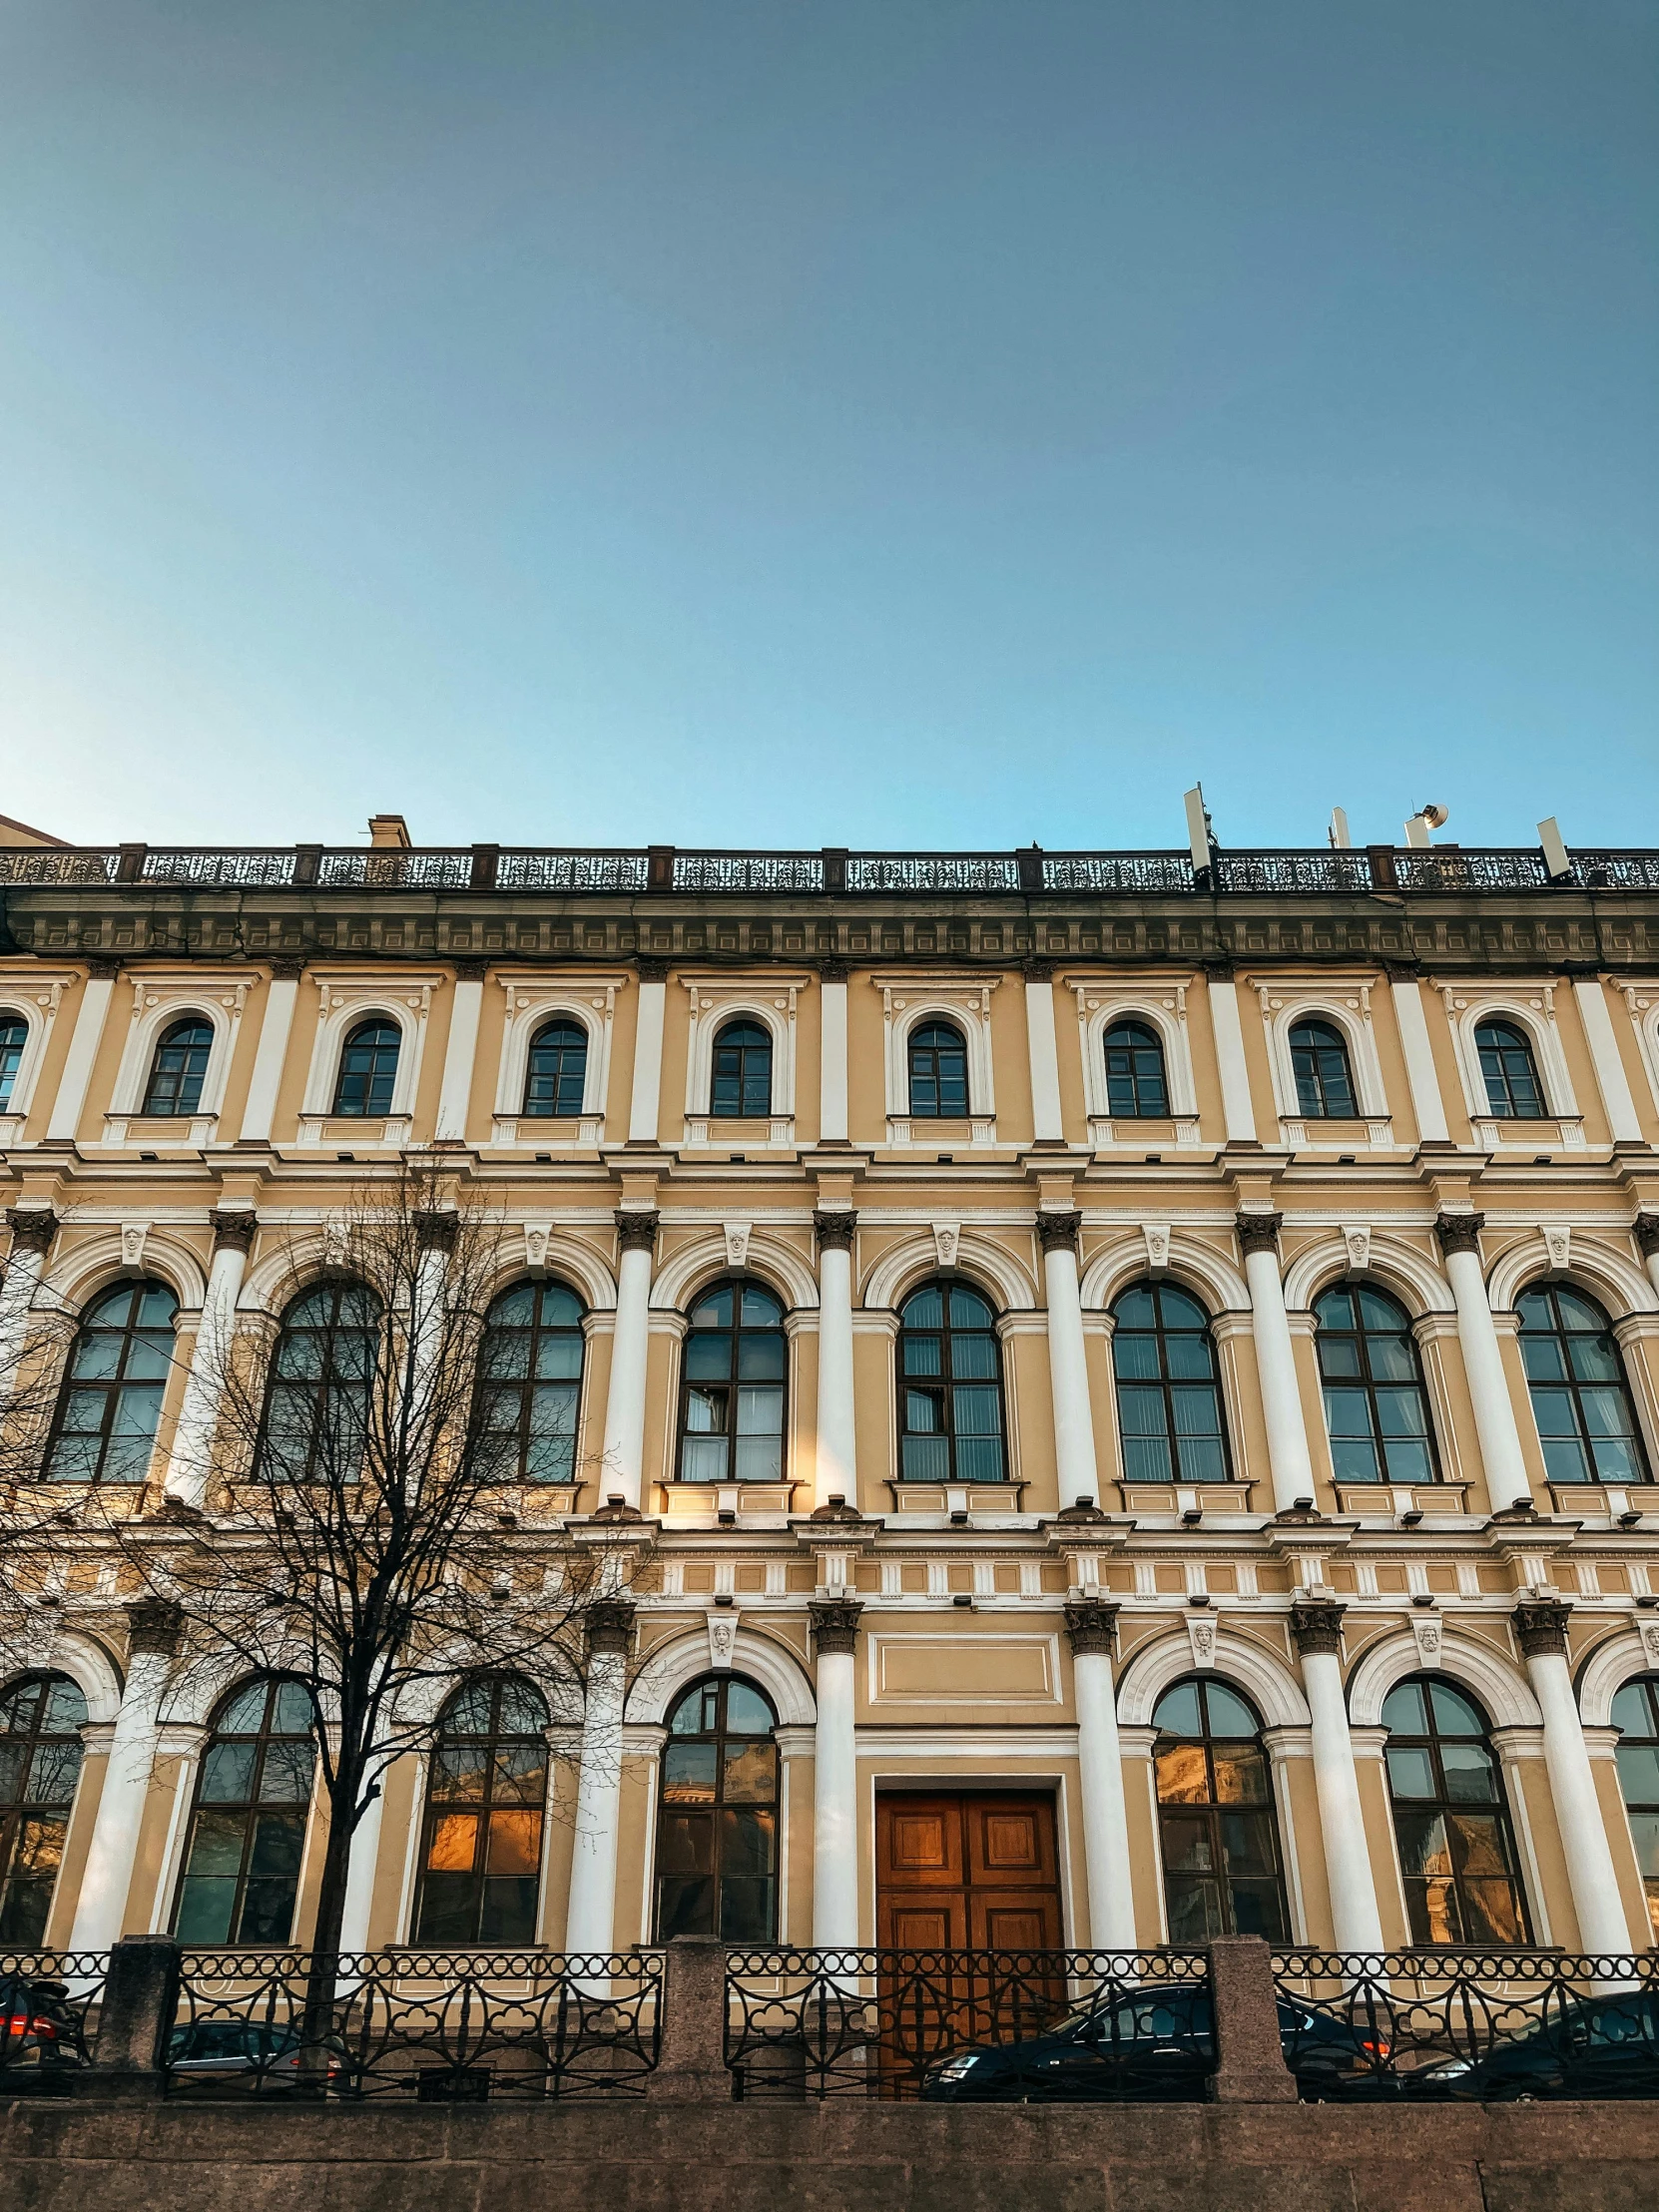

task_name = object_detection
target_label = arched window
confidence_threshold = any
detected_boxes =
[1289,1018,1358,1119]
[1152,1677,1287,1940]
[523,1019,588,1118]
[1475,1019,1546,1120]
[141,1017,213,1117]
[897,1278,1006,1482]
[173,1679,317,1945]
[1315,1282,1437,1484]
[258,1280,382,1483]
[0,1673,88,1945]
[46,1279,178,1482]
[1517,1283,1649,1485]
[907,1020,969,1118]
[655,1675,778,1941]
[414,1676,550,1944]
[331,1018,401,1117]
[0,1015,27,1111]
[678,1279,787,1482]
[1381,1676,1528,1945]
[1110,1282,1229,1484]
[710,1020,773,1118]
[1103,1019,1169,1118]
[475,1280,585,1482]
[1612,1676,1659,1941]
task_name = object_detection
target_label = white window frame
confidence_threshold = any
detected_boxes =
[874,973,1000,1147]
[1434,979,1583,1151]
[1617,981,1659,1127]
[296,970,441,1146]
[1067,976,1201,1148]
[1254,979,1392,1148]
[490,972,627,1147]
[680,974,806,1150]
[104,970,254,1148]
[0,971,77,1146]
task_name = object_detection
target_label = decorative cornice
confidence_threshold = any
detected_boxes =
[209,1208,258,1257]
[1235,1211,1283,1258]
[1435,1211,1486,1259]
[1035,1210,1082,1257]
[585,1597,637,1658]
[813,1209,857,1252]
[1063,1597,1119,1657]
[1635,1214,1659,1261]
[615,1209,660,1256]
[414,1210,459,1253]
[4,1208,59,1258]
[1513,1598,1571,1658]
[1289,1601,1347,1657]
[809,1598,863,1655]
[126,1597,183,1659]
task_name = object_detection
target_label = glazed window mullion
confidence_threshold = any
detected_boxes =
[896,1279,1007,1483]
[44,1279,179,1484]
[1517,1284,1650,1486]
[676,1278,787,1483]
[0,1673,89,1946]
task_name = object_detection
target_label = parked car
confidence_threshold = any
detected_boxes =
[1406,1988,1659,2103]
[165,2019,358,2094]
[917,1982,1389,2103]
[0,1974,90,2089]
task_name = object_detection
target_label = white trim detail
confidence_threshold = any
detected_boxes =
[625,1625,817,1728]
[680,975,807,1149]
[490,973,625,1147]
[1435,980,1584,1150]
[41,1229,209,1315]
[1113,1628,1311,1730]
[296,971,441,1144]
[1254,978,1392,1146]
[649,1228,820,1314]
[0,1626,124,1725]
[1578,1629,1659,1729]
[1077,1231,1251,1317]
[1280,1231,1456,1318]
[859,1229,1039,1315]
[1346,1627,1541,1730]
[104,971,254,1147]
[1485,1233,1658,1321]
[0,971,77,1146]
[1068,978,1202,1147]
[872,973,999,1147]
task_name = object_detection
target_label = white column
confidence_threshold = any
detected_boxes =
[1207,975,1258,1144]
[238,963,301,1143]
[337,1781,387,1956]
[600,1211,657,1509]
[0,1208,57,1401]
[1067,1604,1137,1946]
[628,964,667,1143]
[564,1603,633,1954]
[1572,977,1643,1145]
[1024,967,1063,1143]
[1436,1215,1534,1512]
[819,967,849,1144]
[164,1210,255,1504]
[433,964,485,1143]
[1237,1213,1315,1512]
[68,1601,180,1952]
[1387,971,1449,1144]
[1518,1602,1635,1955]
[1040,1214,1100,1509]
[811,1600,860,1947]
[1640,1218,1659,1303]
[46,962,116,1143]
[1292,1608,1384,1952]
[814,1212,857,1505]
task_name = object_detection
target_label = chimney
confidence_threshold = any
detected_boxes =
[368,815,411,849]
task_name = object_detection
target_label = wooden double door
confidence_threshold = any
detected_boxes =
[876,1792,1064,1951]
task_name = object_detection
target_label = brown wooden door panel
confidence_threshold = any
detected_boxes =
[970,1894,1062,1950]
[877,1793,1063,1950]
[881,1898,967,1950]
[968,1802,1058,1887]
[877,1796,965,1886]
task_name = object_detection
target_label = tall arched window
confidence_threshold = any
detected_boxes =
[258,1280,382,1483]
[523,1019,588,1117]
[1152,1677,1287,1940]
[173,1680,317,1944]
[907,1020,968,1118]
[1315,1282,1438,1484]
[141,1017,213,1117]
[1612,1676,1659,1941]
[331,1018,401,1117]
[46,1279,178,1482]
[1289,1018,1358,1119]
[1103,1019,1169,1118]
[1110,1282,1229,1484]
[1517,1283,1649,1485]
[678,1279,787,1482]
[414,1676,549,1944]
[474,1280,585,1482]
[1382,1676,1528,1945]
[1475,1019,1546,1119]
[0,1015,27,1111]
[897,1278,1006,1482]
[655,1675,778,1941]
[711,1021,773,1118]
[0,1673,88,1944]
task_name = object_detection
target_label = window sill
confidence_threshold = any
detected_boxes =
[886,1115,997,1149]
[492,1113,605,1147]
[1088,1116,1203,1151]
[294,1114,413,1148]
[103,1111,219,1149]
[1470,1116,1585,1153]
[1544,1479,1659,1523]
[655,1479,800,1528]
[682,1115,796,1150]
[1333,1480,1472,1520]
[1278,1115,1393,1150]
[886,1480,1026,1521]
[1114,1479,1259,1520]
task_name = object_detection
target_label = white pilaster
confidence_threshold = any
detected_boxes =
[1388,973,1449,1144]
[811,1602,860,1947]
[0,1209,57,1401]
[1572,977,1643,1144]
[564,1607,633,1955]
[1207,976,1258,1144]
[1293,1615,1385,1951]
[628,968,667,1144]
[1238,1216,1315,1511]
[165,1213,255,1504]
[338,1781,387,1956]
[601,1213,657,1509]
[238,968,300,1143]
[819,972,848,1144]
[1520,1608,1634,1955]
[814,1215,857,1505]
[1024,970,1063,1143]
[1437,1217,1534,1512]
[1069,1609,1137,1946]
[1040,1219,1100,1509]
[433,968,485,1143]
[46,965,116,1143]
[68,1606,179,1952]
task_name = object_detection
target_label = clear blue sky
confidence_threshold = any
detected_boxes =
[1,1,1655,854]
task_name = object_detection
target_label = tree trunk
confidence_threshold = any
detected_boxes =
[298,1778,360,2087]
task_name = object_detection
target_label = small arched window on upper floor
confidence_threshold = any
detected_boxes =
[1517,1283,1650,1485]
[0,1015,26,1111]
[523,1019,588,1118]
[332,1018,401,1117]
[655,1675,779,1941]
[258,1280,382,1483]
[1152,1676,1288,1939]
[1315,1282,1437,1484]
[1381,1676,1528,1945]
[474,1280,585,1482]
[678,1278,787,1483]
[897,1278,1006,1482]
[1612,1675,1659,1942]
[1475,1019,1546,1120]
[414,1676,550,1944]
[1103,1019,1169,1118]
[173,1679,317,1944]
[1289,1018,1358,1119]
[141,1017,213,1117]
[46,1279,178,1482]
[907,1020,968,1118]
[1110,1282,1229,1485]
[710,1020,772,1118]
[0,1672,88,1945]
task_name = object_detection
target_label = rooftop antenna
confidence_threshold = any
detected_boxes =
[1328,808,1352,850]
[1183,785,1216,885]
[1403,803,1448,849]
[1538,817,1571,881]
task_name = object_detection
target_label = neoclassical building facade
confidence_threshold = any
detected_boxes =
[5,827,1659,1965]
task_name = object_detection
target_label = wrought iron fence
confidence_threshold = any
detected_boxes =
[1041,853,1194,892]
[496,849,651,891]
[0,1950,109,2089]
[165,1948,662,2100]
[725,1946,1212,2101]
[672,852,826,892]
[1273,1948,1659,2103]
